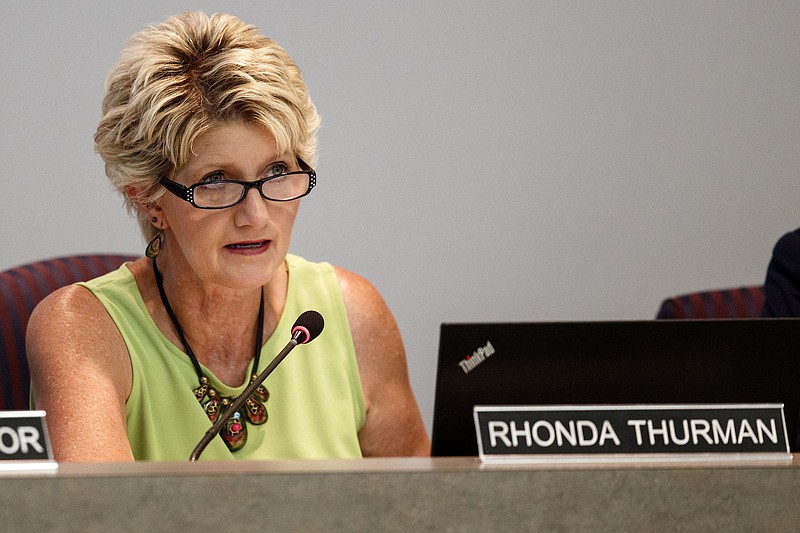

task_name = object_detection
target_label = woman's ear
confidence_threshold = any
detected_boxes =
[126,185,166,229]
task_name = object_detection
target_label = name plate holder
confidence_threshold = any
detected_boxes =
[473,404,791,464]
[0,411,57,473]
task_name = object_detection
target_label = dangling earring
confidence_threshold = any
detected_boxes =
[146,214,163,258]
[146,232,163,258]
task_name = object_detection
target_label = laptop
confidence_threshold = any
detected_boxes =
[431,319,800,456]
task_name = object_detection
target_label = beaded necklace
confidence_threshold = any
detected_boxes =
[152,259,269,452]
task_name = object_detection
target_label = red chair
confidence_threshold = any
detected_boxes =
[0,254,139,410]
[655,286,765,319]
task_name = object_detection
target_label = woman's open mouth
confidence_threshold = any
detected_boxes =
[225,240,271,254]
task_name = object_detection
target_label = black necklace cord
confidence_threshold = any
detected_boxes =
[152,258,265,380]
[152,258,204,377]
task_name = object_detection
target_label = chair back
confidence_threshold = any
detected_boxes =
[655,285,765,319]
[0,254,139,410]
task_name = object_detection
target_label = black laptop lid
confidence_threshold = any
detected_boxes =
[431,319,800,456]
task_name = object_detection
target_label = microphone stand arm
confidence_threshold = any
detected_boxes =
[189,336,300,462]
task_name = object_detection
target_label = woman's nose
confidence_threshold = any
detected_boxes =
[234,186,271,228]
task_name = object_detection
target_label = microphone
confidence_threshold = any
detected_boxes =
[289,310,325,344]
[189,310,324,462]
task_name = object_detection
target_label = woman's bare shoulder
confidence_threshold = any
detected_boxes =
[333,266,385,316]
[27,283,132,400]
[28,283,118,340]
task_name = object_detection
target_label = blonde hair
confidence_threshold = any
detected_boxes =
[94,11,320,240]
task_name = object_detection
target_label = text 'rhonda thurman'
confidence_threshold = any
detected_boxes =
[488,417,780,449]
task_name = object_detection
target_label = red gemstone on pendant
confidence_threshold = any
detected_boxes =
[223,412,247,451]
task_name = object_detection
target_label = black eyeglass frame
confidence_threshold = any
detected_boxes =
[159,158,316,209]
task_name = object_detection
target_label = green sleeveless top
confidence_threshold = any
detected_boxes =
[79,254,365,461]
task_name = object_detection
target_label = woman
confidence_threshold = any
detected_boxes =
[26,12,430,461]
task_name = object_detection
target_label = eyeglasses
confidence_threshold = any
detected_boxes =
[159,158,316,209]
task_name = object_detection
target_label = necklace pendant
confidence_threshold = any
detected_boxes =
[203,396,222,422]
[254,383,270,403]
[193,381,209,402]
[222,410,247,451]
[249,374,271,403]
[244,395,268,425]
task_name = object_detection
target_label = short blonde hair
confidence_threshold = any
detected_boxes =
[94,11,320,240]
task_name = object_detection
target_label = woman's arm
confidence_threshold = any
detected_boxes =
[26,285,135,462]
[336,267,430,457]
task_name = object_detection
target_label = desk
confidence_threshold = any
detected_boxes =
[1,456,799,531]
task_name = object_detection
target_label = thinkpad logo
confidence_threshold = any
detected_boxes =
[458,341,495,374]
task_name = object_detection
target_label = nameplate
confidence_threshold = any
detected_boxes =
[0,411,57,472]
[474,404,790,463]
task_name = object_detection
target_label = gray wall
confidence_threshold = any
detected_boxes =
[2,1,799,434]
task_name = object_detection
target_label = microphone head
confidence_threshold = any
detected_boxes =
[291,310,324,344]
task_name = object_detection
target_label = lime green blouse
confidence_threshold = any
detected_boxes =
[79,254,365,461]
